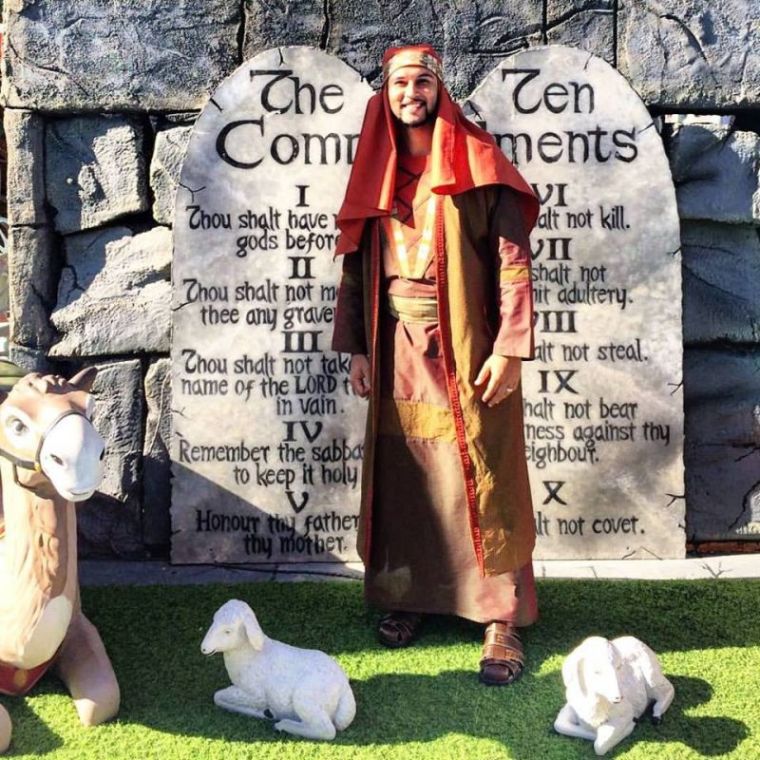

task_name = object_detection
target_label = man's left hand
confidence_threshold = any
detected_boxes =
[474,355,521,407]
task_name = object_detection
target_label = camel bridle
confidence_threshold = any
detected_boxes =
[0,409,90,485]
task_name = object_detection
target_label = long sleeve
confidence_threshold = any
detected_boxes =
[489,187,535,359]
[331,250,368,355]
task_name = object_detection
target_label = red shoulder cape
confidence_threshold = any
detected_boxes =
[335,87,539,255]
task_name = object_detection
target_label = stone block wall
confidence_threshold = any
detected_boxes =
[670,114,760,541]
[1,0,758,555]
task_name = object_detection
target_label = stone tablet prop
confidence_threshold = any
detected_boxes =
[468,46,685,559]
[171,48,371,563]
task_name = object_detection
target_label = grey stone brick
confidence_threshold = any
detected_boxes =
[77,359,145,558]
[682,222,760,344]
[243,0,543,99]
[8,225,58,348]
[669,120,760,225]
[50,226,171,357]
[684,348,760,540]
[618,0,760,109]
[143,358,171,547]
[45,115,148,234]
[150,125,193,227]
[4,109,46,226]
[546,1,615,64]
[8,344,55,374]
[2,0,241,111]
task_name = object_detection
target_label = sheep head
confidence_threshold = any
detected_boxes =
[564,636,623,707]
[201,599,266,655]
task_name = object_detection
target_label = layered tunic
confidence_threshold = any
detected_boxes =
[333,152,538,624]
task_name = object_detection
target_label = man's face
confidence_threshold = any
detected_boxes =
[387,66,439,128]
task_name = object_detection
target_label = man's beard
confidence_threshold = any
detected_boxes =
[405,110,436,128]
[398,101,438,128]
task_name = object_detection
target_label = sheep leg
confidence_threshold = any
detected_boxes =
[213,685,270,719]
[55,612,120,727]
[0,702,11,753]
[274,715,336,741]
[554,704,596,741]
[650,680,675,723]
[275,691,337,741]
[594,719,635,756]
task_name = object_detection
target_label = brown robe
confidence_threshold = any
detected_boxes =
[333,184,537,623]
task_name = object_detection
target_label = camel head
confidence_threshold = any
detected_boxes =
[0,367,105,501]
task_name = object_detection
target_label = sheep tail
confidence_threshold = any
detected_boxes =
[334,685,356,731]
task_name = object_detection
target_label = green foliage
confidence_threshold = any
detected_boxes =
[4,579,760,759]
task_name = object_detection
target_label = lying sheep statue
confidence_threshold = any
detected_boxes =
[554,636,675,756]
[200,599,356,740]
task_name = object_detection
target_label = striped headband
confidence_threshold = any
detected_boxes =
[382,46,443,82]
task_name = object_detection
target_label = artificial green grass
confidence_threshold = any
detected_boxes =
[5,579,760,759]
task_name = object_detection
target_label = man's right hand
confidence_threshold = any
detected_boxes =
[349,354,371,398]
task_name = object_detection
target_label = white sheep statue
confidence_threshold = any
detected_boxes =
[554,636,675,756]
[200,599,356,740]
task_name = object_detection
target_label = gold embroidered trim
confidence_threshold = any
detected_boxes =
[378,399,455,441]
[385,196,437,279]
[500,266,530,284]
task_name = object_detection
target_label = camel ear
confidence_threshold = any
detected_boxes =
[69,366,98,392]
[241,605,265,651]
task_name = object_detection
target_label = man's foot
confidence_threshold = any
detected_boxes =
[479,622,525,686]
[377,611,423,648]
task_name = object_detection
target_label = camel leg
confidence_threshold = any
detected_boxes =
[54,611,120,727]
[0,702,11,753]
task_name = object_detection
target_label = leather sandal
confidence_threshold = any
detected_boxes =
[479,621,525,686]
[377,611,423,648]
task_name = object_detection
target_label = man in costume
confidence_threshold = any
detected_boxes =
[332,44,539,685]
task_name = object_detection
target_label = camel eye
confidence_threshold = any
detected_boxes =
[51,454,64,466]
[8,417,28,436]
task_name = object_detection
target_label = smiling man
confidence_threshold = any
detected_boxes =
[332,44,540,685]
[387,65,438,127]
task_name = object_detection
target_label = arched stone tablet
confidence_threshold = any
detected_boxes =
[468,46,684,560]
[171,48,372,564]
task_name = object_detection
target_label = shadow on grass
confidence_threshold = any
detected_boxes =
[3,684,63,756]
[117,666,747,759]
[36,579,747,757]
[648,675,750,757]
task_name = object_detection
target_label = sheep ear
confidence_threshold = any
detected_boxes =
[562,650,576,686]
[575,653,588,697]
[242,606,265,650]
[563,648,587,697]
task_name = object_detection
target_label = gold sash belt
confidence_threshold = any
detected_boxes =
[387,294,439,324]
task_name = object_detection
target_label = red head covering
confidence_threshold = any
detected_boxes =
[335,44,539,255]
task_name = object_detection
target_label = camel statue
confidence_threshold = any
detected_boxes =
[0,367,119,753]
